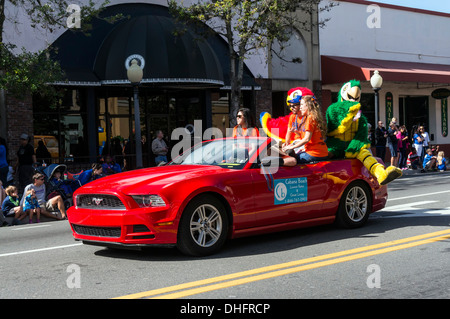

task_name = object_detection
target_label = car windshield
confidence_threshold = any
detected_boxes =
[170,138,266,169]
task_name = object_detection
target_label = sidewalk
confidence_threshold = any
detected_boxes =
[399,168,450,177]
[3,210,65,226]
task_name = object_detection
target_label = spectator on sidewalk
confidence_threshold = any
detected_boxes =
[23,188,41,223]
[78,163,103,186]
[436,151,447,172]
[420,126,430,160]
[422,148,437,172]
[15,134,36,195]
[412,127,424,163]
[20,173,66,220]
[374,121,387,163]
[152,130,168,166]
[1,185,26,225]
[0,137,8,186]
[387,123,399,167]
[407,148,420,170]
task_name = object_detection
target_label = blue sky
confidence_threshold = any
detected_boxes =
[372,0,450,13]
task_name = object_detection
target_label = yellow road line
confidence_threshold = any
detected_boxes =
[115,229,450,299]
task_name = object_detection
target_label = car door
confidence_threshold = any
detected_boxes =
[251,161,329,228]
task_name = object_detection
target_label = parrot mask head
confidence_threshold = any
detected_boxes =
[327,80,363,134]
[338,80,361,102]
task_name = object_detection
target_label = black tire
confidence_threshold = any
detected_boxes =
[177,195,229,256]
[336,181,372,228]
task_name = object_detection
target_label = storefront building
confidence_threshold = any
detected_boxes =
[319,0,450,155]
[1,0,321,169]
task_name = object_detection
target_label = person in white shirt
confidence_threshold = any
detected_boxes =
[152,130,168,165]
[20,173,66,220]
[419,126,430,161]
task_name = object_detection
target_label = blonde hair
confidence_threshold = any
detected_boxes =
[302,96,327,138]
[437,151,445,165]
[5,186,17,196]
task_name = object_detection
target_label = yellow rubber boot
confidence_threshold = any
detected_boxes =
[356,148,402,185]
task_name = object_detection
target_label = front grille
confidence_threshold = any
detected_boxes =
[72,224,121,238]
[76,194,125,210]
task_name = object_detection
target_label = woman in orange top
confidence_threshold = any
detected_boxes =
[232,108,260,137]
[281,89,328,166]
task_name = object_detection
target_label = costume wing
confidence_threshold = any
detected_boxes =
[260,112,291,143]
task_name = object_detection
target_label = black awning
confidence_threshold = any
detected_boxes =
[50,3,257,89]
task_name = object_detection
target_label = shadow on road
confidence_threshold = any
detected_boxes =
[92,211,450,261]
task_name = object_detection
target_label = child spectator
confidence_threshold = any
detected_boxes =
[436,151,447,172]
[422,148,437,172]
[78,163,103,186]
[23,189,41,223]
[102,155,121,175]
[1,185,26,224]
[50,170,74,197]
[407,148,420,170]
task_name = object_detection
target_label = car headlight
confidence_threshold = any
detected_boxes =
[131,195,166,207]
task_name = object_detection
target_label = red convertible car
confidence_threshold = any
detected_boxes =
[67,137,387,256]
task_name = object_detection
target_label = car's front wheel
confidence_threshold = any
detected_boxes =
[336,181,372,228]
[177,195,229,256]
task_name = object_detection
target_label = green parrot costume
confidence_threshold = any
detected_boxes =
[326,80,402,185]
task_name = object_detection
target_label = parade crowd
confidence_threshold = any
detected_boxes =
[372,118,447,173]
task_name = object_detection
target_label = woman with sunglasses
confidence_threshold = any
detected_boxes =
[281,87,328,166]
[232,108,260,137]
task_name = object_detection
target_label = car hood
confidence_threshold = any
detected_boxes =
[77,165,228,195]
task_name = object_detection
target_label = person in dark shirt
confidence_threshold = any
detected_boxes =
[15,134,36,195]
[35,140,51,163]
[374,121,387,163]
[1,186,26,223]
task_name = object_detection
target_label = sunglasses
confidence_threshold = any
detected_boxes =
[236,114,244,118]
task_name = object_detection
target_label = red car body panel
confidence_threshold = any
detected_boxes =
[67,138,387,248]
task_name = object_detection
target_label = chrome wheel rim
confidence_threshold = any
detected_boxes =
[345,186,368,222]
[190,204,223,248]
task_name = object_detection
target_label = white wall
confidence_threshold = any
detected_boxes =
[319,0,450,65]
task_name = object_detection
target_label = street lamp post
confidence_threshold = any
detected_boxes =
[127,59,144,168]
[370,70,383,129]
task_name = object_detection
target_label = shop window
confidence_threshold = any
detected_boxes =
[33,89,87,162]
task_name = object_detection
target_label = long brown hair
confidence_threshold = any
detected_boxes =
[302,96,327,138]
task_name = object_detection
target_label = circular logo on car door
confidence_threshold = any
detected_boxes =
[274,182,287,201]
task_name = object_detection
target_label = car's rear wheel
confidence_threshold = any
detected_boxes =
[336,181,372,228]
[177,195,228,256]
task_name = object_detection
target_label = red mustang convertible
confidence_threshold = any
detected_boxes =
[67,137,387,256]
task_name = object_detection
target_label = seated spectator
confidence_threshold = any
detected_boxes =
[50,170,76,197]
[20,173,66,220]
[436,151,447,172]
[102,155,121,175]
[2,185,26,225]
[407,148,420,170]
[78,163,103,186]
[23,189,41,223]
[422,148,437,172]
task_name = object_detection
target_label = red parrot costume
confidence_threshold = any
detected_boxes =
[260,87,315,143]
